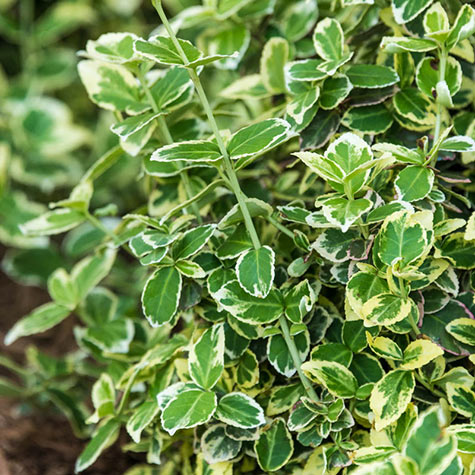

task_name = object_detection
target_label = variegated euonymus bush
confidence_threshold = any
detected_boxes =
[2,0,475,473]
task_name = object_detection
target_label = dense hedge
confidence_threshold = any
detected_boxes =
[1,0,475,473]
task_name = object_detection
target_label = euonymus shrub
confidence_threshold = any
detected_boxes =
[2,0,475,473]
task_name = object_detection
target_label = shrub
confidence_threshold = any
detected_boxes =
[2,0,475,473]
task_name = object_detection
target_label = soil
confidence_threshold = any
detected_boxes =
[0,247,138,475]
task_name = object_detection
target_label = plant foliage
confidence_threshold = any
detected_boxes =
[1,0,475,473]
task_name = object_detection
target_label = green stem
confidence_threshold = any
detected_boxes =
[85,211,120,246]
[433,49,447,146]
[267,215,295,239]
[137,68,202,222]
[279,315,319,401]
[152,0,261,250]
[82,145,123,183]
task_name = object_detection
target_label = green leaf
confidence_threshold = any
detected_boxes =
[151,67,194,111]
[236,246,275,298]
[268,330,309,377]
[173,224,216,260]
[347,270,389,316]
[367,334,403,360]
[435,233,475,269]
[78,60,148,114]
[75,419,121,472]
[346,65,399,89]
[285,87,320,131]
[342,320,368,353]
[391,0,434,24]
[322,197,373,233]
[85,32,139,63]
[151,140,222,163]
[201,424,242,464]
[446,318,475,346]
[254,418,293,472]
[189,324,225,390]
[404,407,458,474]
[71,248,116,300]
[134,35,201,66]
[312,18,344,61]
[416,56,461,100]
[312,228,361,263]
[381,36,438,53]
[362,294,415,326]
[260,37,288,94]
[216,225,252,259]
[281,0,319,42]
[21,208,85,236]
[283,280,316,324]
[311,342,353,367]
[160,389,217,435]
[446,4,475,50]
[227,119,294,160]
[216,392,265,428]
[395,166,434,202]
[202,24,250,70]
[47,268,78,309]
[302,360,358,398]
[267,383,305,416]
[423,3,449,34]
[440,136,475,152]
[5,302,70,345]
[400,339,444,370]
[370,369,415,431]
[447,384,475,418]
[126,400,160,443]
[393,88,436,126]
[447,425,475,453]
[214,281,283,325]
[342,104,393,134]
[319,74,353,110]
[219,198,273,229]
[285,59,328,82]
[377,211,428,268]
[141,266,182,327]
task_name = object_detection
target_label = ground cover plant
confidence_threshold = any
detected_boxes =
[1,0,475,473]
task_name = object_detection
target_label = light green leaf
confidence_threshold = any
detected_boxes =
[134,35,201,66]
[227,119,294,160]
[84,32,139,64]
[254,418,293,472]
[175,259,206,278]
[201,424,242,464]
[90,374,116,422]
[440,136,475,152]
[322,197,373,233]
[126,400,160,443]
[446,318,475,346]
[285,87,320,131]
[151,140,222,163]
[78,60,148,114]
[446,4,475,50]
[189,324,225,390]
[404,406,458,474]
[260,37,289,94]
[161,389,217,435]
[377,211,428,268]
[381,36,438,53]
[236,246,275,298]
[216,392,265,428]
[312,18,344,61]
[370,369,415,431]
[400,339,444,370]
[141,266,182,327]
[302,360,358,398]
[362,294,415,327]
[367,333,403,360]
[214,281,283,325]
[21,208,85,236]
[435,232,475,269]
[5,302,70,345]
[346,64,399,89]
[219,198,273,229]
[47,268,78,309]
[395,166,434,202]
[283,280,315,324]
[447,425,475,453]
[75,419,120,472]
[285,59,328,82]
[391,0,434,24]
[423,2,449,34]
[447,384,475,418]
